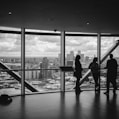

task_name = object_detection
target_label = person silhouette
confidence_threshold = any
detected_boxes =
[74,55,83,92]
[104,54,118,95]
[88,57,99,92]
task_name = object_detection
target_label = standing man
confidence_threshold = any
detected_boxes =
[104,54,118,95]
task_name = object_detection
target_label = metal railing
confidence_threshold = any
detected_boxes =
[0,61,39,92]
[79,40,119,86]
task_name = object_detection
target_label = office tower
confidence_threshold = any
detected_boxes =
[70,51,74,60]
[25,65,32,80]
[54,58,60,68]
[58,53,61,65]
[80,53,84,62]
[78,50,81,55]
[66,51,74,66]
[67,51,74,61]
[67,54,70,61]
[67,60,73,66]
[85,56,89,63]
[40,57,49,80]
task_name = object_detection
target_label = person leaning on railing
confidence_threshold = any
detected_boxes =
[88,57,99,92]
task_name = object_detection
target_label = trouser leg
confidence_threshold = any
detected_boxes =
[106,79,110,93]
[76,78,80,90]
[93,74,99,91]
[111,79,117,92]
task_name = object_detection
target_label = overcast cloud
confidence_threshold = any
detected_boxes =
[0,33,119,57]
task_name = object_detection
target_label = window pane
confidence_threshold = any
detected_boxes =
[0,33,21,96]
[25,34,60,93]
[101,37,119,89]
[65,36,97,90]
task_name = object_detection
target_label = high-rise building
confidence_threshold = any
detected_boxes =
[80,54,84,62]
[70,51,74,60]
[78,50,81,55]
[67,54,70,61]
[67,60,73,66]
[66,51,74,66]
[25,65,33,80]
[40,57,49,80]
[54,58,60,67]
[85,56,89,63]
[67,51,74,61]
[58,53,61,65]
[67,51,74,60]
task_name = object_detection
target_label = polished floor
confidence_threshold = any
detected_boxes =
[0,90,119,119]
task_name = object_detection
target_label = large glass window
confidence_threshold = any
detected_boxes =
[0,33,21,96]
[100,37,119,89]
[65,36,97,90]
[1,27,119,95]
[25,34,60,93]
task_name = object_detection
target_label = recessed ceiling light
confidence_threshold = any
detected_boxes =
[8,11,12,15]
[86,22,90,25]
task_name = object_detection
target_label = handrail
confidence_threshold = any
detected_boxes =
[0,61,39,92]
[0,68,60,72]
[79,40,119,85]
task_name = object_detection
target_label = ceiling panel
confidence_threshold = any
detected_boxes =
[0,0,119,33]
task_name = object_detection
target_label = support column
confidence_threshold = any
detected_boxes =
[21,28,25,96]
[97,33,101,90]
[60,31,65,92]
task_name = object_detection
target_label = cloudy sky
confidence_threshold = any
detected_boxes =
[0,31,119,58]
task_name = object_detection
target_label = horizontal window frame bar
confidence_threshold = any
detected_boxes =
[0,67,119,72]
[0,68,60,72]
[1,30,119,37]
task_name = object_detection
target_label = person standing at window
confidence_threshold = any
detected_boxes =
[89,57,99,92]
[74,55,83,93]
[104,54,118,95]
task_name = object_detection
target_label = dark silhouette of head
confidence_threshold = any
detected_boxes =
[75,55,81,61]
[93,57,98,62]
[110,54,113,59]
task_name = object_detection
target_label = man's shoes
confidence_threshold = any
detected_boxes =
[104,92,109,95]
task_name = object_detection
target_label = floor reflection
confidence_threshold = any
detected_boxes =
[105,94,118,119]
[1,91,119,119]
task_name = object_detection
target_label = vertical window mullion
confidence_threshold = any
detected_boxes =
[21,28,25,95]
[60,31,65,92]
[97,33,101,90]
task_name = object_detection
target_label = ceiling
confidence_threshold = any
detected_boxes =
[0,0,119,33]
